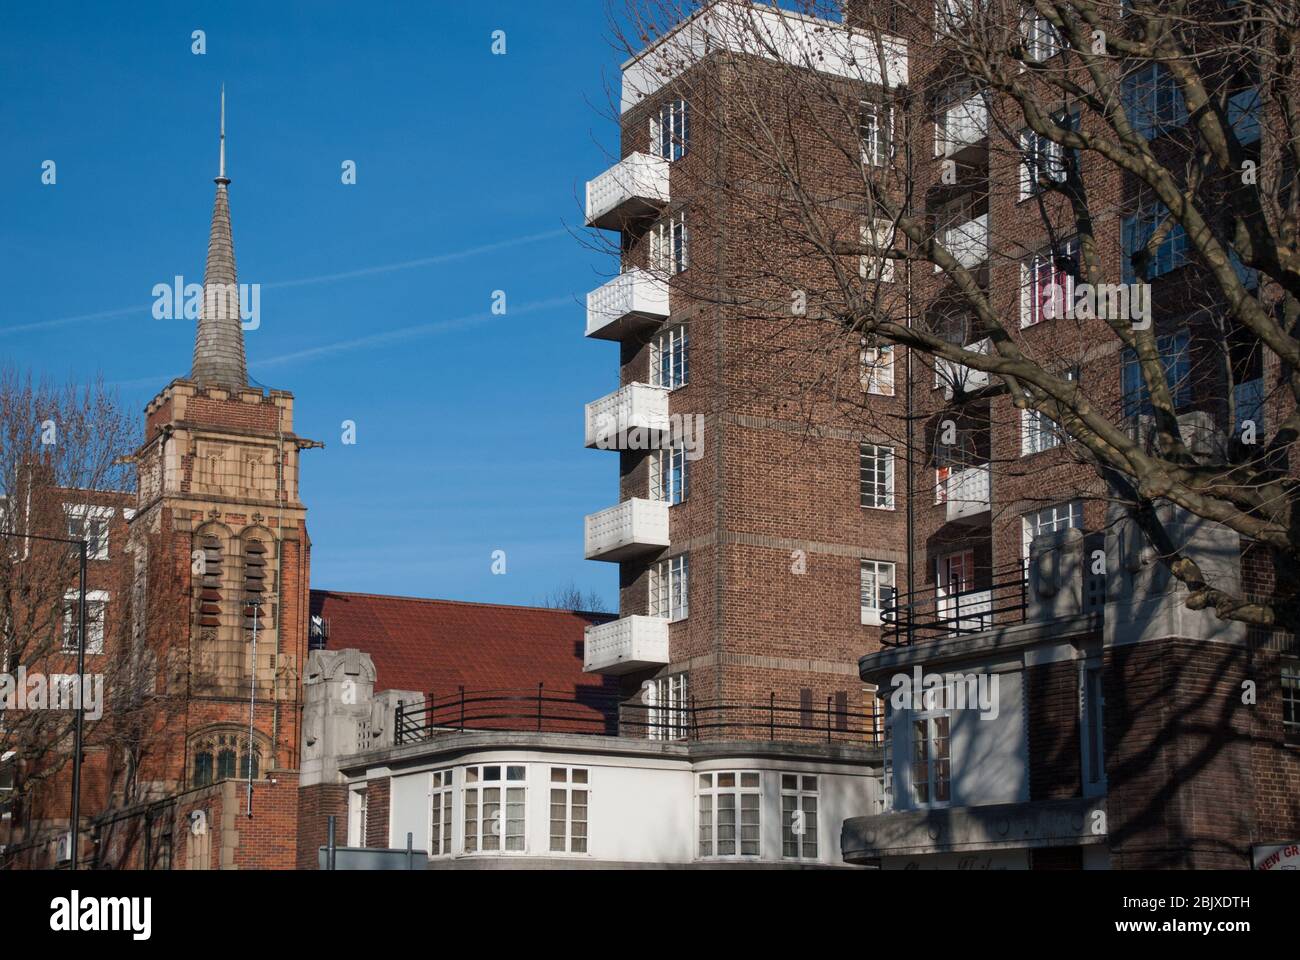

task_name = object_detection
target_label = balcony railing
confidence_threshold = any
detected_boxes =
[585,152,670,231]
[586,268,671,340]
[584,383,670,450]
[881,563,1029,647]
[934,338,991,399]
[939,464,991,521]
[936,213,989,269]
[584,498,670,562]
[583,615,670,674]
[392,687,884,746]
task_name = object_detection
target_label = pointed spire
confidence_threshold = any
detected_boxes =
[190,87,248,390]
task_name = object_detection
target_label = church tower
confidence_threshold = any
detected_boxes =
[128,92,318,799]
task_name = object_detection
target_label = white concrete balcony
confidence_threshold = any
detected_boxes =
[934,338,991,399]
[585,152,670,231]
[583,615,670,675]
[943,465,991,522]
[936,213,989,270]
[585,383,670,450]
[935,92,988,162]
[584,498,670,562]
[586,268,671,341]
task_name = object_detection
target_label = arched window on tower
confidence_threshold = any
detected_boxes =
[189,729,267,788]
[193,751,214,788]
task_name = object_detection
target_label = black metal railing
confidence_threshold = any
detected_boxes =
[393,686,884,747]
[881,562,1029,647]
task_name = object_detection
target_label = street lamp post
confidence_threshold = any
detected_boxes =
[0,529,89,871]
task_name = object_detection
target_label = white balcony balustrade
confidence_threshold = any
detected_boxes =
[585,383,670,450]
[935,92,988,161]
[586,268,671,340]
[936,213,989,270]
[584,498,670,562]
[943,464,991,521]
[585,152,671,231]
[583,615,671,675]
[934,338,991,399]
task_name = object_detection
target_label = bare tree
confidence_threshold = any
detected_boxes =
[542,581,610,613]
[601,0,1300,630]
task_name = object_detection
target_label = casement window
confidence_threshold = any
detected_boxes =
[429,769,454,856]
[348,785,368,847]
[1021,369,1076,455]
[647,672,689,741]
[649,211,688,276]
[934,0,975,37]
[933,429,978,504]
[464,764,526,853]
[860,218,896,282]
[650,99,689,161]
[1122,205,1189,283]
[1082,665,1107,792]
[1020,239,1078,327]
[1228,88,1261,146]
[190,732,260,788]
[859,443,896,510]
[649,555,689,622]
[860,100,893,167]
[780,774,820,860]
[1121,63,1187,139]
[1120,330,1191,417]
[650,325,689,390]
[65,504,112,561]
[860,560,897,626]
[698,771,761,858]
[937,549,975,605]
[1282,661,1300,744]
[1022,500,1083,560]
[1019,127,1066,199]
[1022,10,1061,61]
[911,714,952,805]
[548,767,589,854]
[62,591,107,654]
[879,698,894,813]
[650,446,688,505]
[860,343,895,396]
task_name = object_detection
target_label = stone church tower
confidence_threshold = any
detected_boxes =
[127,96,318,801]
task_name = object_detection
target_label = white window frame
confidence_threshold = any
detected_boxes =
[860,560,897,626]
[649,211,688,276]
[697,771,761,859]
[911,712,953,807]
[860,342,895,396]
[62,590,108,655]
[650,325,689,390]
[859,100,893,167]
[1121,63,1187,140]
[347,784,368,847]
[1022,10,1061,61]
[650,99,689,161]
[646,673,688,741]
[429,768,455,857]
[1022,500,1083,561]
[1022,405,1065,456]
[1019,127,1065,200]
[64,504,112,561]
[463,764,527,855]
[649,446,688,505]
[780,774,820,861]
[548,766,590,855]
[859,443,896,510]
[1020,238,1078,328]
[860,218,896,282]
[649,554,689,622]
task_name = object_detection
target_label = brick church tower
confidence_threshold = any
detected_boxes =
[126,94,317,808]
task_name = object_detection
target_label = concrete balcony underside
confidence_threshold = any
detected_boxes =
[584,498,670,562]
[584,383,670,450]
[841,796,1107,864]
[583,615,670,675]
[586,269,670,341]
[585,152,670,231]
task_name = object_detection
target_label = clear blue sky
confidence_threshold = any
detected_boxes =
[0,1,631,609]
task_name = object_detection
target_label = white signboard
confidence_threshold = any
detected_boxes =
[1253,842,1300,870]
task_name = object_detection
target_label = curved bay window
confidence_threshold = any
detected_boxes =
[189,730,264,788]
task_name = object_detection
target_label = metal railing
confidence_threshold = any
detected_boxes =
[881,562,1029,647]
[393,686,884,747]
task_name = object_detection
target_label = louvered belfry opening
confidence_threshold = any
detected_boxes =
[243,539,268,637]
[198,536,224,628]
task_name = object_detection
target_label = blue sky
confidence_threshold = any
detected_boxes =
[0,1,630,609]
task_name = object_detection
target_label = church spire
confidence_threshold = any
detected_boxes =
[191,86,248,390]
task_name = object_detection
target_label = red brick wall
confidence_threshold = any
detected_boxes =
[296,783,348,869]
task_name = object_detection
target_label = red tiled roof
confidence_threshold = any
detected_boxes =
[309,590,621,718]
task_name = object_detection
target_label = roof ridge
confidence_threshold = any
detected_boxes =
[309,588,612,617]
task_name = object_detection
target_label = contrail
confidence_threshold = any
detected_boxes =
[0,229,568,338]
